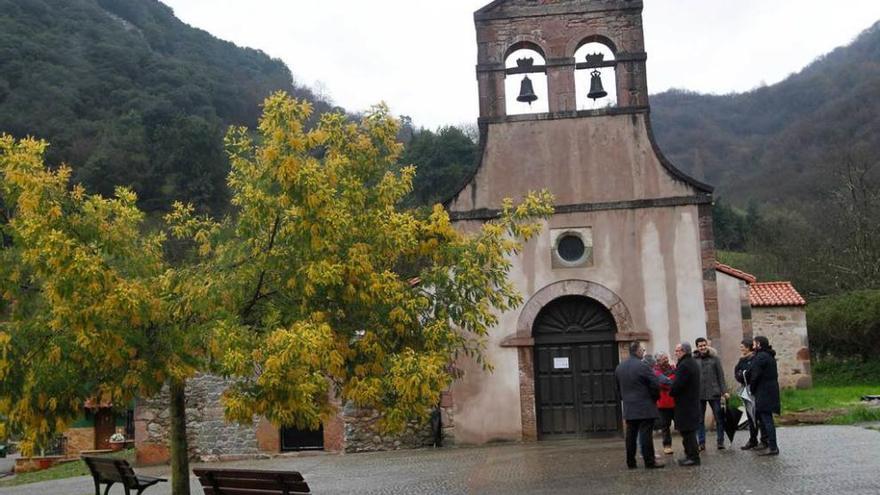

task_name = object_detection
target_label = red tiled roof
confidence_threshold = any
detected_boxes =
[749,282,806,307]
[715,262,757,284]
[84,398,112,409]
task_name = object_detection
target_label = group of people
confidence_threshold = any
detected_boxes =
[614,336,781,469]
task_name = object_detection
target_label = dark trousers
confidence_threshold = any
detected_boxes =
[680,429,700,461]
[625,419,657,467]
[745,411,767,444]
[658,408,675,446]
[698,399,725,446]
[757,411,778,451]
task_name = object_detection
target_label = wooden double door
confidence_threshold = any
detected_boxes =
[533,296,621,438]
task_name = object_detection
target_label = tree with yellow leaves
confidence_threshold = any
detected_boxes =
[169,93,553,434]
[0,134,211,493]
[1,92,552,494]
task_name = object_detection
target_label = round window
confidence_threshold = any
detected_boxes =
[557,234,585,263]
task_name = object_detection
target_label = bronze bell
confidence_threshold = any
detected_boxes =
[587,69,608,101]
[517,75,538,105]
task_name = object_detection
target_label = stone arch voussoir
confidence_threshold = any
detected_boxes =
[516,279,634,338]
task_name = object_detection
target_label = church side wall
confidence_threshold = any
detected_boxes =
[716,272,747,387]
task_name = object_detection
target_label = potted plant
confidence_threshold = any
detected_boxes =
[109,430,126,452]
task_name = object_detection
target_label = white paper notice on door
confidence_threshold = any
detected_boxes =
[553,357,570,369]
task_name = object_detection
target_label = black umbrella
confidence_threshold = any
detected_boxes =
[721,403,743,442]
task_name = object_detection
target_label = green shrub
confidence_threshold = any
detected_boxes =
[808,290,880,360]
[812,358,880,386]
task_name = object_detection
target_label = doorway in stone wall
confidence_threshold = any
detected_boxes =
[533,295,621,438]
[94,409,116,450]
[280,425,324,451]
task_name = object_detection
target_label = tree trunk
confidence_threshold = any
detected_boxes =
[169,378,191,495]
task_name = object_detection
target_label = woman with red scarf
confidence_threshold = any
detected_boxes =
[654,352,676,455]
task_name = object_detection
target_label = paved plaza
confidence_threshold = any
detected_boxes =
[1,425,879,494]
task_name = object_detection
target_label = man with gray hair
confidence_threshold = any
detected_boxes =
[671,342,702,466]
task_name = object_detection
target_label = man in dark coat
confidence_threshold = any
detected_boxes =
[671,342,702,466]
[615,341,664,469]
[734,338,766,450]
[750,336,781,455]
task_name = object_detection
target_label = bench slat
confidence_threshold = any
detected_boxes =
[195,477,310,491]
[193,468,305,481]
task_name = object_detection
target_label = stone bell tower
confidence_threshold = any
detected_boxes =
[445,0,722,444]
[474,0,650,117]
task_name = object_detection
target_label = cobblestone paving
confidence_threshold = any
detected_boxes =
[2,426,879,494]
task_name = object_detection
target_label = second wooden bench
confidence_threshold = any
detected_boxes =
[193,467,310,495]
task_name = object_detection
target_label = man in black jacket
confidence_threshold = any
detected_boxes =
[735,338,766,450]
[750,336,781,456]
[671,342,702,466]
[615,341,665,469]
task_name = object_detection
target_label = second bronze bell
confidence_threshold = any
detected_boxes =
[587,69,608,101]
[517,75,538,105]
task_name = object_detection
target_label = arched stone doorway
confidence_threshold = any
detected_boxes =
[533,295,621,437]
[501,280,647,441]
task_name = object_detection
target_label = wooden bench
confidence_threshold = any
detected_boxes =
[82,456,166,495]
[193,468,311,495]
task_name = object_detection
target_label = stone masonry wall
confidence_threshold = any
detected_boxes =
[135,374,445,461]
[751,307,812,389]
[341,402,439,453]
[135,374,262,464]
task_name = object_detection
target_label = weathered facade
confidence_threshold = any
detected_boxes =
[444,0,719,444]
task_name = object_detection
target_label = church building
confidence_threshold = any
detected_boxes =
[443,0,721,443]
[122,0,811,462]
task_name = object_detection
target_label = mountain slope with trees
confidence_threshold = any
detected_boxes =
[0,0,335,213]
[651,20,880,206]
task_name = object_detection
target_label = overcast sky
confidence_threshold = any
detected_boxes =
[161,0,880,128]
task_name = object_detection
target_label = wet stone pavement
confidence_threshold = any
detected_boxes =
[1,425,879,494]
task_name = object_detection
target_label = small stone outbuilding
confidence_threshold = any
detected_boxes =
[715,262,811,390]
[749,281,811,389]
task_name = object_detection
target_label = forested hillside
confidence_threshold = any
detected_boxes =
[649,21,880,300]
[0,0,335,213]
[651,21,880,205]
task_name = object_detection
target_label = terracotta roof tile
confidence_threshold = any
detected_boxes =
[84,398,113,409]
[749,282,806,307]
[715,262,757,284]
